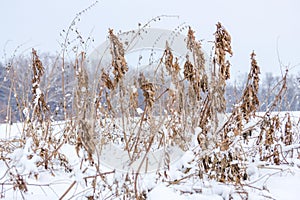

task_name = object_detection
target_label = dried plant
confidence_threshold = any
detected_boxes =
[182,27,210,140]
[138,73,155,111]
[213,22,233,81]
[1,19,300,200]
[162,42,180,78]
[129,80,139,111]
[73,52,96,156]
[100,70,114,90]
[212,22,233,113]
[185,27,208,94]
[109,29,128,86]
[284,113,292,145]
[31,49,49,123]
[240,51,260,121]
[196,22,233,151]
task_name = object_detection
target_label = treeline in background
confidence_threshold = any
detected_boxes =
[0,53,299,123]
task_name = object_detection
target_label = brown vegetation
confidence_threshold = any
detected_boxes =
[0,18,299,199]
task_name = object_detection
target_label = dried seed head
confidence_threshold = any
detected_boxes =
[138,73,155,109]
[109,29,128,85]
[183,57,195,82]
[240,51,261,121]
[214,22,232,81]
[31,48,48,122]
[101,70,114,90]
[163,42,180,76]
[185,27,208,95]
[284,114,292,145]
[250,51,260,93]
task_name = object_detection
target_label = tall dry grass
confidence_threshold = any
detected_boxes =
[0,15,299,199]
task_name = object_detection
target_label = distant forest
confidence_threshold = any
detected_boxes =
[0,54,299,123]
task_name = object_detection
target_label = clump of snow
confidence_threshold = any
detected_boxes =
[23,107,29,118]
[211,183,232,200]
[9,138,41,176]
[131,85,137,93]
[179,151,194,167]
[195,127,202,135]
[33,87,42,105]
[246,163,259,180]
[136,107,144,115]
[148,184,185,200]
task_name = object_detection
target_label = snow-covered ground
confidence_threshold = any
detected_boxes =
[0,112,299,199]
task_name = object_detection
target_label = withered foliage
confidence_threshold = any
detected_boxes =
[109,29,128,86]
[1,21,299,200]
[31,49,48,123]
[221,51,261,153]
[214,22,232,81]
[196,22,233,149]
[11,173,28,193]
[73,52,96,156]
[200,151,247,184]
[185,27,208,94]
[241,51,260,121]
[284,113,292,145]
[101,70,114,90]
[256,113,281,164]
[183,58,194,82]
[138,73,155,110]
[211,22,233,114]
[163,42,180,77]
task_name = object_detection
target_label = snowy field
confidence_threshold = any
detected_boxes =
[0,112,299,200]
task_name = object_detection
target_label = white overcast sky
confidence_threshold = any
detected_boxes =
[0,0,299,78]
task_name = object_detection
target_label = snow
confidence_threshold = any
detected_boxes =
[148,184,185,200]
[131,85,137,93]
[266,168,300,200]
[136,107,144,115]
[33,87,42,105]
[0,111,299,199]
